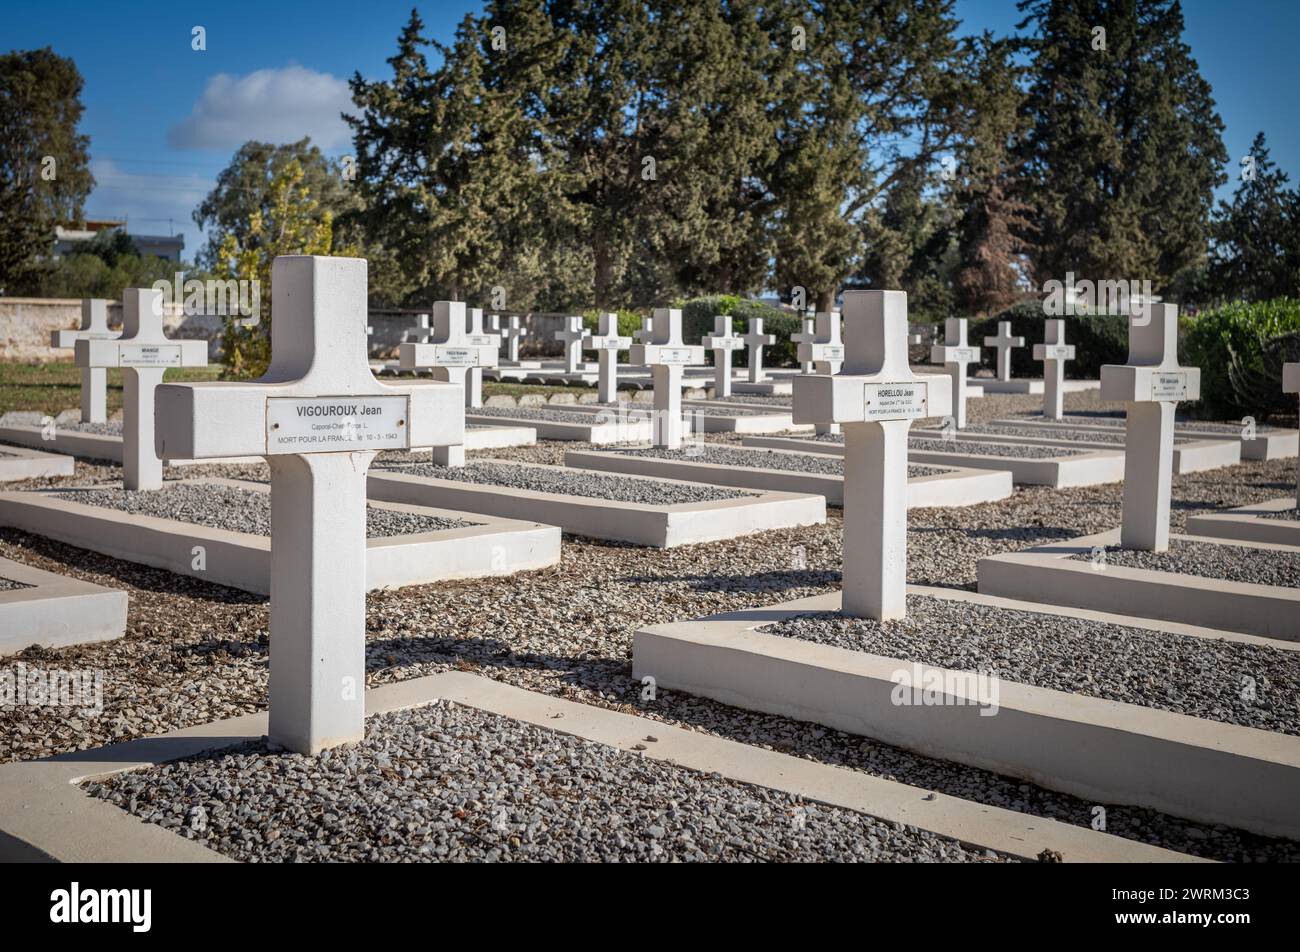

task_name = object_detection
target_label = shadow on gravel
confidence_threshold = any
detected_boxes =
[617,568,840,594]
[910,525,1077,543]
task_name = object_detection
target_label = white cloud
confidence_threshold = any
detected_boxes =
[168,65,354,152]
[84,158,210,255]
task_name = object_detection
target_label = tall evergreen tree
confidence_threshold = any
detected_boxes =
[1209,132,1300,302]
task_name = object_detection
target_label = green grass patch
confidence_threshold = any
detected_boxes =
[0,361,222,416]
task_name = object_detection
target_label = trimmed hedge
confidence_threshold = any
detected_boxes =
[964,302,1129,380]
[1184,298,1300,420]
[678,295,800,368]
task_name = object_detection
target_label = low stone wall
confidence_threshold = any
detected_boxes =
[0,298,224,362]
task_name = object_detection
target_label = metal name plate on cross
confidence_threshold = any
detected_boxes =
[583,313,631,403]
[52,298,120,423]
[1033,318,1076,420]
[930,317,978,429]
[75,289,207,490]
[702,316,743,397]
[793,290,951,620]
[155,256,463,755]
[629,308,705,448]
[1100,303,1201,552]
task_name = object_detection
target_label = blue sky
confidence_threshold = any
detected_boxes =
[8,0,1297,262]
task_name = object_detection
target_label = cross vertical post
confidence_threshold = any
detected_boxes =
[501,316,528,363]
[742,318,775,383]
[52,299,118,423]
[930,318,980,429]
[702,316,743,398]
[582,313,631,404]
[792,317,817,373]
[1033,319,1075,420]
[630,308,704,448]
[984,320,1024,382]
[554,316,587,373]
[797,311,846,435]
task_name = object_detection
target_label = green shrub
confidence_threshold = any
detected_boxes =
[678,295,799,367]
[964,301,1129,379]
[1184,298,1300,419]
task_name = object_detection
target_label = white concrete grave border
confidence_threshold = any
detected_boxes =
[977,527,1299,642]
[633,588,1300,840]
[464,404,678,444]
[739,433,1124,488]
[0,422,264,468]
[1183,497,1300,547]
[564,447,1012,509]
[0,670,1197,863]
[991,415,1296,463]
[367,458,825,547]
[0,554,127,655]
[0,444,75,482]
[0,477,560,596]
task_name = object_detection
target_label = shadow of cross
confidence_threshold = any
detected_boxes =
[742,318,776,383]
[983,320,1024,382]
[52,298,119,423]
[1100,303,1201,552]
[76,288,207,490]
[793,290,951,620]
[1033,318,1076,420]
[930,318,980,430]
[583,312,631,404]
[702,315,744,397]
[154,255,463,755]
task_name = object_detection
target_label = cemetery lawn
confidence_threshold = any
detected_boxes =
[0,361,222,416]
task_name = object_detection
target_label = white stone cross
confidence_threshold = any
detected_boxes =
[634,315,654,344]
[1033,319,1076,420]
[462,307,500,408]
[1100,303,1201,551]
[76,288,207,490]
[1283,363,1299,509]
[554,316,588,373]
[583,312,631,403]
[630,308,705,448]
[799,311,846,435]
[983,320,1024,382]
[702,316,744,398]
[742,318,775,383]
[792,317,817,373]
[155,256,462,754]
[930,318,980,429]
[793,290,951,619]
[500,315,529,363]
[52,298,119,423]
[401,313,432,344]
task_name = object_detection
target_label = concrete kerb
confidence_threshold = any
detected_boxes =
[632,588,1300,840]
[463,409,673,444]
[977,527,1300,642]
[367,458,826,547]
[0,477,561,596]
[0,423,261,467]
[0,444,75,481]
[739,434,1125,488]
[564,447,1013,509]
[0,554,128,655]
[0,670,1201,863]
[993,415,1299,462]
[1185,498,1300,546]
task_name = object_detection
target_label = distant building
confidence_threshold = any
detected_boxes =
[53,219,185,262]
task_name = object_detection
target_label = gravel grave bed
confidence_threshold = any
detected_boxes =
[684,405,779,417]
[1048,415,1282,435]
[760,595,1300,735]
[909,438,1083,459]
[383,461,753,504]
[966,423,1191,446]
[52,484,476,537]
[1259,507,1299,521]
[54,421,124,436]
[710,395,793,406]
[618,444,946,479]
[83,701,1003,863]
[0,577,34,592]
[1076,539,1300,588]
[470,406,637,424]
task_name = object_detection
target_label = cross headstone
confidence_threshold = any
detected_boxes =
[798,311,846,435]
[930,318,980,429]
[501,315,529,363]
[1100,303,1201,551]
[51,299,119,423]
[401,313,432,345]
[702,316,744,398]
[742,318,776,383]
[793,290,951,619]
[155,256,462,754]
[630,308,705,448]
[634,315,654,344]
[792,317,817,373]
[983,320,1024,382]
[1033,319,1076,420]
[76,288,207,490]
[1283,363,1299,509]
[399,301,497,465]
[463,307,499,408]
[554,316,587,373]
[583,313,631,403]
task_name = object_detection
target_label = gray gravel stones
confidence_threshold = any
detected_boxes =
[83,701,1002,863]
[683,405,775,417]
[761,596,1300,735]
[618,444,946,479]
[0,576,33,592]
[56,421,124,436]
[470,406,644,424]
[966,423,1190,446]
[1259,507,1299,521]
[909,438,1083,459]
[53,483,475,538]
[386,461,753,504]
[1078,540,1300,588]
[709,395,793,406]
[1051,415,1283,435]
